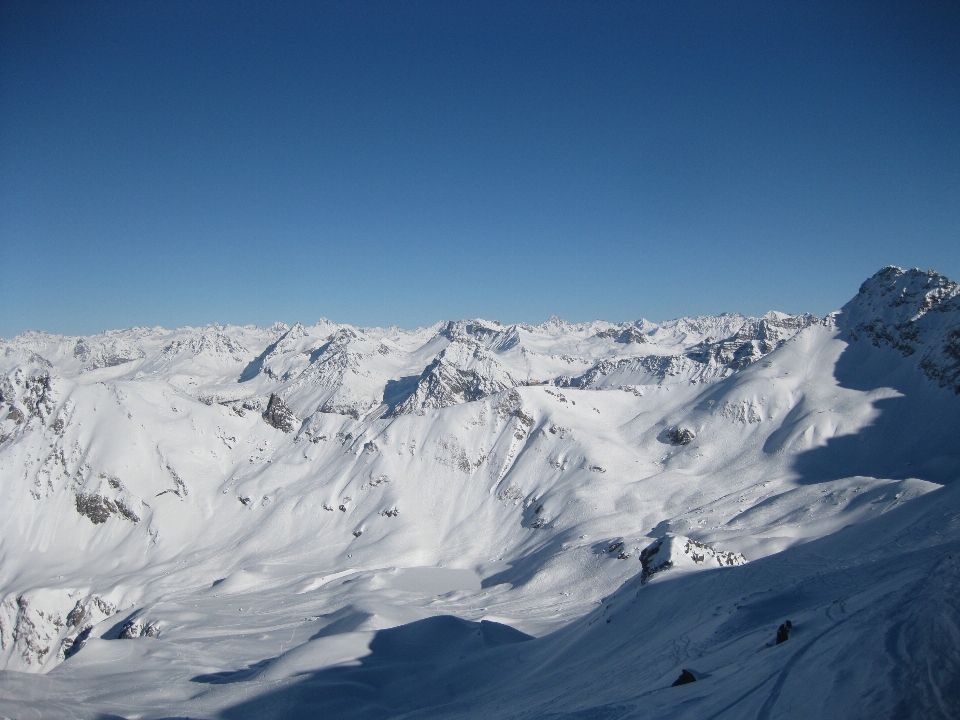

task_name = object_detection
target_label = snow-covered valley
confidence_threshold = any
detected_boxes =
[1,266,958,719]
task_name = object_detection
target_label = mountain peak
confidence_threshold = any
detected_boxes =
[842,266,960,392]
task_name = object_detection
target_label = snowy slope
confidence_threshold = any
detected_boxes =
[0,266,958,718]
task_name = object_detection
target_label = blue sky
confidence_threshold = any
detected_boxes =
[2,1,958,336]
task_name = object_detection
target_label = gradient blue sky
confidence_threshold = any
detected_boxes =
[2,1,958,337]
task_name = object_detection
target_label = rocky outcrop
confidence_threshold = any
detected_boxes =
[686,312,820,370]
[775,620,793,644]
[672,669,697,686]
[594,326,647,343]
[0,591,116,672]
[390,342,517,416]
[842,266,960,393]
[639,535,746,583]
[263,393,297,432]
[73,473,142,525]
[118,617,160,639]
[75,492,140,524]
[667,427,695,445]
[557,354,701,389]
[161,325,248,360]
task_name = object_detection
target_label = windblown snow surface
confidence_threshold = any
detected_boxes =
[1,266,959,719]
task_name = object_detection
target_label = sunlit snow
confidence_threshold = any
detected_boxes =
[1,266,958,718]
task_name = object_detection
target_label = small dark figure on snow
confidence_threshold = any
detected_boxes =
[776,620,793,644]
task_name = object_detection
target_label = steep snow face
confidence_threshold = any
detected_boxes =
[0,268,958,718]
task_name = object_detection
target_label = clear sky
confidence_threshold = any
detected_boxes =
[2,1,958,337]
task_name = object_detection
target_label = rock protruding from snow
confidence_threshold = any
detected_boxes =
[0,591,115,672]
[686,313,821,370]
[672,669,698,686]
[263,393,297,432]
[118,617,160,639]
[561,312,819,391]
[75,491,140,524]
[775,620,793,644]
[639,534,746,583]
[842,266,960,393]
[390,341,516,416]
[667,427,695,446]
[594,326,648,344]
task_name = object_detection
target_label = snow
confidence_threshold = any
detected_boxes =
[0,266,958,718]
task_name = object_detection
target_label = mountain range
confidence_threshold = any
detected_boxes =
[1,266,958,719]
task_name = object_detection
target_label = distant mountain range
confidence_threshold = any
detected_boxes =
[1,266,958,719]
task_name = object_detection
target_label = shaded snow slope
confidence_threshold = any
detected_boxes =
[0,267,958,718]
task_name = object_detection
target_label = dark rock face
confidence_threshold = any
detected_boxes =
[667,427,695,445]
[262,393,296,432]
[672,669,697,686]
[639,539,669,582]
[615,327,647,344]
[63,627,92,659]
[776,620,793,644]
[74,492,140,524]
[22,372,56,420]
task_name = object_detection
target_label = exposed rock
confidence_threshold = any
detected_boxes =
[686,313,820,370]
[594,326,646,343]
[119,618,160,639]
[21,372,56,420]
[776,620,793,645]
[262,393,296,432]
[559,354,702,389]
[842,266,960,393]
[639,534,746,583]
[667,427,696,445]
[73,339,90,361]
[672,669,697,686]
[62,626,92,659]
[0,592,115,672]
[496,390,534,426]
[615,327,647,344]
[162,327,248,363]
[391,342,517,416]
[75,492,140,525]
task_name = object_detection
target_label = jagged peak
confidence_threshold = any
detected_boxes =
[286,322,308,340]
[841,266,960,392]
[515,316,579,334]
[846,266,959,322]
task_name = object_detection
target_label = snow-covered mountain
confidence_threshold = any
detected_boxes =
[0,266,958,718]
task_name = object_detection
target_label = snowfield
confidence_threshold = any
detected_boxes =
[0,266,958,718]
